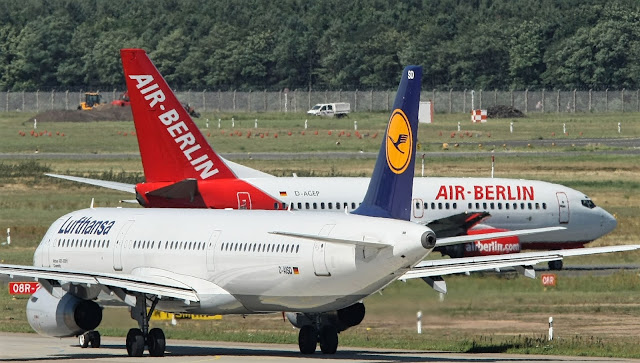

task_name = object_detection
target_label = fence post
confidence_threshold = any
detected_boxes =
[605,88,609,112]
[264,89,267,112]
[65,90,69,110]
[541,89,545,113]
[510,90,514,108]
[463,89,467,113]
[637,89,639,112]
[308,88,311,111]
[202,90,206,112]
[233,90,236,111]
[324,90,328,103]
[248,90,252,112]
[218,89,222,111]
[479,89,482,109]
[50,90,54,110]
[432,89,436,111]
[449,89,452,113]
[588,89,592,112]
[112,89,116,103]
[294,89,297,112]
[339,89,342,102]
[354,89,358,112]
[556,90,560,113]
[5,90,8,112]
[22,91,25,111]
[36,90,39,112]
[494,89,497,106]
[622,89,625,112]
[524,88,528,113]
[572,89,576,113]
[370,89,373,111]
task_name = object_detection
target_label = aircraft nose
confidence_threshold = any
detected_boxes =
[601,210,618,234]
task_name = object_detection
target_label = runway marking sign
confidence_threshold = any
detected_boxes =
[541,273,557,287]
[8,282,40,295]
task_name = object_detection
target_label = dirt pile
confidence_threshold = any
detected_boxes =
[487,105,524,118]
[29,105,133,123]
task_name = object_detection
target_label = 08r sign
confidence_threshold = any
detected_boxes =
[8,282,40,295]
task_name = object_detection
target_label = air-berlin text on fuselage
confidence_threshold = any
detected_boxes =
[58,216,115,235]
[435,185,535,201]
[128,74,218,179]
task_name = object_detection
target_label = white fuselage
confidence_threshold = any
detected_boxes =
[244,177,616,248]
[33,208,433,315]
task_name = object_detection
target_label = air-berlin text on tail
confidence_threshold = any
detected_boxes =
[435,185,535,201]
[128,74,218,179]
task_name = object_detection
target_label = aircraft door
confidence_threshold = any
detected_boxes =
[413,198,424,219]
[206,230,221,272]
[237,192,252,209]
[556,192,570,224]
[113,219,135,271]
[313,224,333,276]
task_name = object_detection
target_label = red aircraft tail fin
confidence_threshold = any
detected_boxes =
[120,49,236,182]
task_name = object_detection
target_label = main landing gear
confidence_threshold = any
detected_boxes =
[126,293,166,357]
[298,324,339,355]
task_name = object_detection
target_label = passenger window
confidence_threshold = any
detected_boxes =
[498,203,502,210]
[321,202,325,209]
[513,203,517,210]
[445,203,450,210]
[297,203,302,209]
[528,203,532,209]
[475,203,480,209]
[328,203,333,210]
[313,202,317,209]
[296,245,300,253]
[438,203,442,209]
[415,202,421,209]
[336,202,341,209]
[351,203,356,209]
[505,203,510,210]
[431,202,436,209]
[520,203,525,209]
[453,203,457,209]
[535,203,540,210]
[305,202,310,209]
[490,203,494,209]
[482,203,487,210]
[274,203,279,210]
[543,203,547,209]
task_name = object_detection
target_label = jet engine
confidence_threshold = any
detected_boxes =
[27,288,102,337]
[286,302,366,333]
[437,228,520,258]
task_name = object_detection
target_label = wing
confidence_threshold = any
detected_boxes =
[0,264,198,302]
[400,244,640,293]
[46,173,136,194]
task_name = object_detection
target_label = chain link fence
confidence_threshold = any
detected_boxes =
[2,89,639,113]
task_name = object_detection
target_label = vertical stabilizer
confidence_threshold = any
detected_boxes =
[353,66,422,221]
[120,49,237,182]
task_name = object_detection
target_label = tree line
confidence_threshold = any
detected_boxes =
[1,0,639,91]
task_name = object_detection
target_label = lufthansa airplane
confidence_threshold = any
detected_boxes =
[48,51,617,270]
[3,51,638,358]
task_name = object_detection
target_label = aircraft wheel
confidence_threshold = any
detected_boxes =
[79,332,89,348]
[548,260,563,270]
[126,328,145,357]
[89,331,101,348]
[319,325,338,354]
[298,325,317,354]
[147,328,166,357]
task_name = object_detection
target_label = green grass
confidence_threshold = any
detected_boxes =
[1,111,640,357]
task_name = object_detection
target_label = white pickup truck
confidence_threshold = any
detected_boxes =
[307,103,350,117]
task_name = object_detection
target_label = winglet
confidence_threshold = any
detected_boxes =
[120,49,237,182]
[353,66,422,221]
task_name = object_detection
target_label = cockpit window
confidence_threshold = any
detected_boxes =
[581,199,596,209]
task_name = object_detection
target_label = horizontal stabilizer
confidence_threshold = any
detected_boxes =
[426,211,491,238]
[436,226,566,247]
[269,231,391,249]
[46,173,135,194]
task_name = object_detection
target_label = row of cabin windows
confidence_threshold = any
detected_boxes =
[274,202,360,210]
[131,240,206,251]
[467,202,547,210]
[221,242,300,254]
[57,239,109,248]
[417,202,458,210]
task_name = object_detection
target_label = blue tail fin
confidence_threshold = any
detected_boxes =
[353,66,422,221]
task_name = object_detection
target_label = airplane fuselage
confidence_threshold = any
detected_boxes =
[136,177,616,249]
[34,207,434,314]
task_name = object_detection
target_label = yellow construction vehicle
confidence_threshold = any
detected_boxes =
[78,92,104,110]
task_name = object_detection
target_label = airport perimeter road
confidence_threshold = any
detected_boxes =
[0,332,637,363]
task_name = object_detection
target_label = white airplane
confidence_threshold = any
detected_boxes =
[2,50,638,358]
[48,52,617,271]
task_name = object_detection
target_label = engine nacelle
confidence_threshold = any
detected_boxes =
[27,288,102,337]
[437,228,520,258]
[286,302,366,333]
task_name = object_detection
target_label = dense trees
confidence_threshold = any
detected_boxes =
[0,0,639,91]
